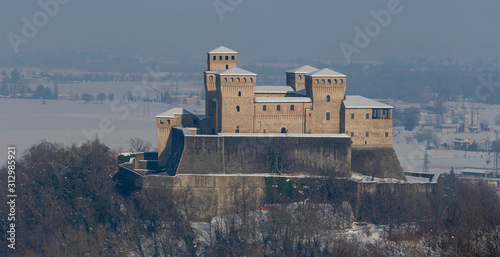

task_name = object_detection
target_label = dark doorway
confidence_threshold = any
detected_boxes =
[281,127,287,133]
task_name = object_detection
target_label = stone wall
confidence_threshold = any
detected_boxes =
[351,146,406,181]
[173,130,352,177]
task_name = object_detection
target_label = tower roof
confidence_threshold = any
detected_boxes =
[343,95,393,109]
[217,67,257,76]
[156,108,194,118]
[286,65,319,74]
[208,46,238,54]
[307,68,346,78]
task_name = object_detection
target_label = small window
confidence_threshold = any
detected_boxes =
[340,79,344,84]
[366,113,369,119]
[326,112,330,120]
[160,120,164,124]
[326,95,331,102]
[351,132,354,137]
[277,105,281,111]
[224,78,228,82]
[299,75,302,80]
[334,79,337,84]
[365,141,367,145]
[209,75,213,81]
[219,56,222,60]
[322,79,326,84]
[351,113,354,119]
[328,79,331,84]
[167,120,170,125]
[263,129,267,133]
[225,56,228,60]
[226,65,229,69]
[385,132,389,137]
[366,132,369,137]
[243,78,247,82]
[263,105,267,111]
[250,78,253,82]
[237,78,240,82]
[236,106,240,112]
[231,78,234,82]
[213,56,216,60]
[316,79,319,84]
[238,91,241,97]
[236,126,240,133]
[231,56,235,60]
[281,127,287,133]
[290,105,295,111]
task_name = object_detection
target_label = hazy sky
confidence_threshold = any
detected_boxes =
[1,0,499,62]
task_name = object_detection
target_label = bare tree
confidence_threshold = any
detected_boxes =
[128,137,152,152]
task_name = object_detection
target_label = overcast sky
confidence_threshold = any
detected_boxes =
[1,0,499,62]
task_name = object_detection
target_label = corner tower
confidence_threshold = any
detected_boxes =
[215,67,257,133]
[305,68,347,134]
[205,46,238,119]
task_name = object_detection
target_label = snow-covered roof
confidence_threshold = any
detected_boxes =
[255,85,295,94]
[156,108,194,118]
[307,68,346,78]
[286,65,319,74]
[217,67,257,76]
[208,46,238,54]
[343,95,393,109]
[255,97,312,103]
[216,133,350,138]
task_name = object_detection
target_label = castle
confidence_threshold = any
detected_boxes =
[156,46,395,170]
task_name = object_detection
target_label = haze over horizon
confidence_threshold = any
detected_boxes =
[1,0,499,64]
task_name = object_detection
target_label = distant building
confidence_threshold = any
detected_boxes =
[463,110,480,133]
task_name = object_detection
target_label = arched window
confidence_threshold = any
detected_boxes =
[231,56,235,60]
[213,56,216,60]
[277,105,281,111]
[209,75,213,81]
[322,79,325,84]
[340,79,344,84]
[160,120,164,124]
[225,56,228,60]
[290,105,295,111]
[236,106,240,112]
[299,75,302,80]
[281,127,287,133]
[328,79,331,84]
[167,120,170,125]
[224,78,228,82]
[237,78,240,82]
[238,91,241,97]
[326,95,331,102]
[326,112,330,120]
[334,79,337,84]
[226,65,229,69]
[250,78,253,82]
[219,56,222,60]
[263,129,267,133]
[231,78,234,82]
[243,78,247,82]
[263,105,266,111]
[316,79,319,84]
[235,126,240,133]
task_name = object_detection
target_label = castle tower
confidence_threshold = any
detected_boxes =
[215,67,257,133]
[305,68,347,134]
[205,46,238,119]
[286,65,319,92]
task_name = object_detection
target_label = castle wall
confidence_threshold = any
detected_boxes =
[351,146,406,181]
[343,108,393,146]
[173,130,352,177]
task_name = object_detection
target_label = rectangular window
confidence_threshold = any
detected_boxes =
[351,113,355,119]
[372,109,380,119]
[366,132,369,137]
[351,132,354,137]
[366,113,369,119]
[385,132,389,137]
[277,105,281,111]
[263,105,266,111]
[326,112,330,120]
[290,105,294,111]
[231,56,235,60]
